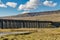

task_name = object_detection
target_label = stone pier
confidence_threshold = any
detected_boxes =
[0,19,52,29]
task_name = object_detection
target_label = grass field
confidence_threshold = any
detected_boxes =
[3,13,60,22]
[0,28,60,40]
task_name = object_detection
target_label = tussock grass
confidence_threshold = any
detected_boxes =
[0,28,60,40]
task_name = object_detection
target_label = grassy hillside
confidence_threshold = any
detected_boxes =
[0,28,60,40]
[2,13,60,22]
[0,10,60,22]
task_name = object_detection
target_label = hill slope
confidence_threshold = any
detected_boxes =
[1,10,60,22]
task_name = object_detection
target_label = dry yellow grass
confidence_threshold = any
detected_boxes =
[0,28,38,32]
[0,28,60,40]
[2,13,60,22]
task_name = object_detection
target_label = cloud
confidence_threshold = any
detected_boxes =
[0,0,7,8]
[6,2,17,8]
[18,0,57,13]
[22,11,29,13]
[0,3,7,8]
[18,0,41,10]
[43,0,57,7]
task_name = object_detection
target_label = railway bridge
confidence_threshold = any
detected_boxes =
[0,19,59,29]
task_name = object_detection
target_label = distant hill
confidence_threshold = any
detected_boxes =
[1,10,60,22]
[10,10,60,17]
[1,10,60,17]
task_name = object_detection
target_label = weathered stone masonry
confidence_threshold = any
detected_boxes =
[0,19,59,29]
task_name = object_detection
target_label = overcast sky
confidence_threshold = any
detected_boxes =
[0,0,60,17]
